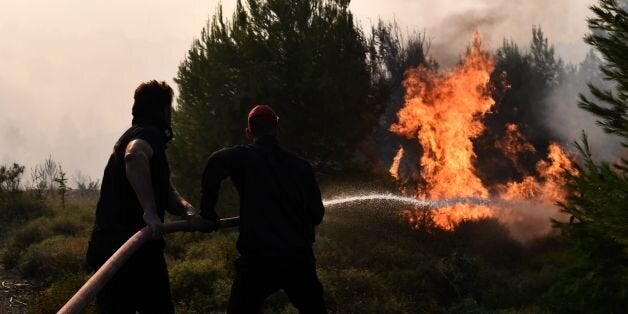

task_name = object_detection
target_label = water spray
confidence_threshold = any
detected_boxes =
[323,193,487,208]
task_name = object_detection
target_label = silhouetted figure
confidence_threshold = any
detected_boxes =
[86,81,207,313]
[200,105,326,313]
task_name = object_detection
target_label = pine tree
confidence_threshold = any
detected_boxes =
[550,0,628,311]
[54,167,69,209]
[171,0,377,195]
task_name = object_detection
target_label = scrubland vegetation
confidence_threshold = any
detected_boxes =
[0,173,575,313]
[1,0,626,312]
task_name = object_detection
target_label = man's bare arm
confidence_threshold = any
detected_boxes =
[167,182,195,216]
[169,182,217,232]
[125,139,161,238]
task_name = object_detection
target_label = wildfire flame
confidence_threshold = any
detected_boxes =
[495,124,537,173]
[389,146,404,181]
[502,143,578,203]
[389,32,576,234]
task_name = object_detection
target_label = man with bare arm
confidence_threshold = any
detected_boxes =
[86,81,208,313]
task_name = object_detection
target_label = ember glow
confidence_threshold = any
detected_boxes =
[389,33,577,236]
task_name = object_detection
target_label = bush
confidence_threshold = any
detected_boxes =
[453,218,523,266]
[167,231,238,312]
[18,235,87,284]
[2,214,88,268]
[321,268,409,313]
[170,259,230,312]
[31,272,96,314]
[0,193,52,232]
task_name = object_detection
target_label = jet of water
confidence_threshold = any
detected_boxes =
[322,193,486,208]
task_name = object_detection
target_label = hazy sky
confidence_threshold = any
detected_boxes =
[0,0,597,185]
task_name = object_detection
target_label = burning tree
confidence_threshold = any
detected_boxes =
[388,32,578,240]
[390,33,495,228]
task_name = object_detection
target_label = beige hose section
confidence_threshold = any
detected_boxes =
[58,217,239,314]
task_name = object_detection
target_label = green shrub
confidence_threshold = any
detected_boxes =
[2,217,54,268]
[166,232,238,312]
[31,272,96,314]
[2,215,88,268]
[170,259,230,312]
[18,235,87,284]
[0,193,52,231]
[320,268,409,313]
[453,218,523,266]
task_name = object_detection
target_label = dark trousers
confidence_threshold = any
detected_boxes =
[227,255,326,314]
[87,232,174,314]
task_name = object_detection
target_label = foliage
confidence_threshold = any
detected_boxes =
[0,194,96,310]
[30,156,61,198]
[3,2,627,312]
[0,163,25,193]
[0,192,52,236]
[368,19,430,175]
[31,272,96,314]
[548,0,628,312]
[74,171,100,197]
[171,0,379,195]
[54,166,69,209]
[549,134,628,312]
[1,175,566,313]
[166,231,238,311]
[475,27,566,186]
[366,19,430,87]
[529,26,564,88]
[18,235,87,285]
[2,208,89,269]
[579,0,628,142]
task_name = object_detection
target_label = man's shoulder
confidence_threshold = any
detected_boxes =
[120,125,164,150]
[278,148,312,170]
[208,144,247,160]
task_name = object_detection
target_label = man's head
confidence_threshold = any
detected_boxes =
[132,80,174,128]
[246,105,279,140]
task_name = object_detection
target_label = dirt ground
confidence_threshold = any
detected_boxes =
[0,265,34,314]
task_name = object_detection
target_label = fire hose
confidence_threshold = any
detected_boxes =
[57,217,240,314]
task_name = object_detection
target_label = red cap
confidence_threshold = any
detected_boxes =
[248,105,278,130]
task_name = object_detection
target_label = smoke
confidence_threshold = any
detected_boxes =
[492,199,564,242]
[2,0,622,187]
[547,86,625,162]
[545,70,625,162]
[425,0,594,67]
[0,0,222,185]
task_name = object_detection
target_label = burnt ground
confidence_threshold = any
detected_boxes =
[0,265,34,314]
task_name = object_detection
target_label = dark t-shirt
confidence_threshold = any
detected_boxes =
[200,136,325,258]
[92,124,170,233]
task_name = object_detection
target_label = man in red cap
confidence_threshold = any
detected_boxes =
[200,105,326,313]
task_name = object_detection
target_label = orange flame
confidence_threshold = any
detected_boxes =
[389,33,577,233]
[390,32,494,228]
[390,146,404,181]
[502,143,577,203]
[495,124,536,173]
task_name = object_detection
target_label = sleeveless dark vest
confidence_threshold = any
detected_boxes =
[92,124,170,232]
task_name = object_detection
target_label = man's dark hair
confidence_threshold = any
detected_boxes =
[132,80,174,122]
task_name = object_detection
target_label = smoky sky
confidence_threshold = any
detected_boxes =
[0,0,607,187]
[422,0,594,67]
